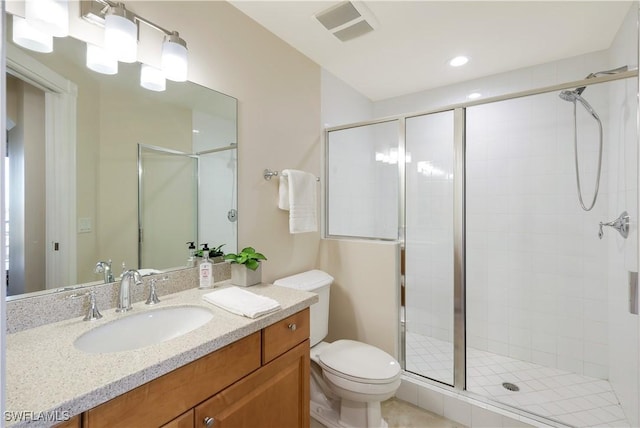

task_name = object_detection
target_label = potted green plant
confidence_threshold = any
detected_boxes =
[224,247,267,287]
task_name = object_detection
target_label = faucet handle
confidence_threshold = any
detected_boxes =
[146,276,168,305]
[70,290,103,321]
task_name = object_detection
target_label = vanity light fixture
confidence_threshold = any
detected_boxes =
[140,64,166,92]
[12,15,54,53]
[104,2,137,63]
[86,43,118,75]
[81,0,189,89]
[467,92,482,100]
[449,55,469,67]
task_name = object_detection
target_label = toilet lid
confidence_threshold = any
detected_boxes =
[318,340,401,382]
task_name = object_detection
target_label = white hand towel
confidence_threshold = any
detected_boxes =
[281,169,317,234]
[278,174,290,211]
[202,287,281,319]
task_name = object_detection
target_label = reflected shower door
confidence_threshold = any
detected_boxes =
[404,110,456,385]
[139,146,198,270]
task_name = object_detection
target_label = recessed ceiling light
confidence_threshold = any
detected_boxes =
[449,56,469,67]
[467,92,482,99]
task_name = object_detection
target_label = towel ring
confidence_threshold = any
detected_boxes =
[263,168,320,182]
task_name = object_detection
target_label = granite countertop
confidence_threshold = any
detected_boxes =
[5,282,318,427]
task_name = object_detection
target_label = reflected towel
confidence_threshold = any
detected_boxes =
[202,287,281,319]
[138,268,162,277]
[279,169,317,234]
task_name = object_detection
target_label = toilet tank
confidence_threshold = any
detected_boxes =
[273,270,333,347]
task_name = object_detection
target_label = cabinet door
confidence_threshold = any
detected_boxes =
[195,340,310,428]
[84,333,261,428]
[161,409,194,428]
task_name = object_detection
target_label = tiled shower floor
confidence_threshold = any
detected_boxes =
[405,332,629,427]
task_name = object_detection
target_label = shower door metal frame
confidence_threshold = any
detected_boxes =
[323,68,639,392]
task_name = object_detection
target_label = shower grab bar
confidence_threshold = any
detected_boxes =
[599,211,629,239]
[263,168,320,182]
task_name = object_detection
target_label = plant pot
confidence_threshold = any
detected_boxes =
[211,256,225,264]
[230,263,262,287]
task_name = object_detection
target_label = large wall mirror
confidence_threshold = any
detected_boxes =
[4,14,238,299]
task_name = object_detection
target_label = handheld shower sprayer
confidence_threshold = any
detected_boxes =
[555,65,630,211]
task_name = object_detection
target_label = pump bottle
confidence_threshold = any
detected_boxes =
[199,243,214,289]
[186,241,196,268]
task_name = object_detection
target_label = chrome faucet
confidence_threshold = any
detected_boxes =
[95,260,115,284]
[117,269,142,312]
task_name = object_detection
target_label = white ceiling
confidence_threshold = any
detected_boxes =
[230,1,633,101]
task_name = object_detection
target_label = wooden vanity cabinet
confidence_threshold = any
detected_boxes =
[82,308,310,428]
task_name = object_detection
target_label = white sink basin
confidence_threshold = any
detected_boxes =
[74,306,213,353]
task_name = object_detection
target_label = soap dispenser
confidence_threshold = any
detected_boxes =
[199,244,214,289]
[186,241,196,267]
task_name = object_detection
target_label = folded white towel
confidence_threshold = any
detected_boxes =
[138,268,162,277]
[202,287,281,319]
[280,169,317,234]
[278,174,290,210]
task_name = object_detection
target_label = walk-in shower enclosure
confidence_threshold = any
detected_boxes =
[324,4,639,426]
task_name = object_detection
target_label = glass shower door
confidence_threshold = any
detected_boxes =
[138,145,198,270]
[404,110,456,385]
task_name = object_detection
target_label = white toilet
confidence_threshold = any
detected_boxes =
[274,270,401,428]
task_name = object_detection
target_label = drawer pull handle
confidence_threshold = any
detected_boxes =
[204,416,215,427]
[288,323,297,331]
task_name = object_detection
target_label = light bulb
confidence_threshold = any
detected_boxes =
[25,0,69,37]
[86,43,118,75]
[161,31,188,82]
[140,64,166,92]
[104,4,137,63]
[12,15,53,53]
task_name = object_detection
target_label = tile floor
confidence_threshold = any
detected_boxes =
[310,397,464,428]
[405,332,630,427]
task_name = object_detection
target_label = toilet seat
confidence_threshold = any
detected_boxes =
[318,340,401,385]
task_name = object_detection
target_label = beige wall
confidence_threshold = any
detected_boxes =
[318,239,400,358]
[129,1,323,282]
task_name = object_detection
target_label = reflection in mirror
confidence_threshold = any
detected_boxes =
[4,15,238,299]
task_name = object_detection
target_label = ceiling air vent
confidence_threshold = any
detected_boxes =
[315,2,378,42]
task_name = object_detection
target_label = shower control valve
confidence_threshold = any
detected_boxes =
[599,211,629,240]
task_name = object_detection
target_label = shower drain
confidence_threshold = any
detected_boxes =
[502,382,520,392]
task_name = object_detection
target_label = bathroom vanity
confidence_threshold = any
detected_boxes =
[5,283,317,428]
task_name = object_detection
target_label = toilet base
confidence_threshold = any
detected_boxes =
[310,397,389,428]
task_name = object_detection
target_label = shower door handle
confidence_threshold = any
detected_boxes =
[630,272,638,315]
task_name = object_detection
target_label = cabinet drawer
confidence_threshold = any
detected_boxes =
[262,308,309,363]
[84,332,261,428]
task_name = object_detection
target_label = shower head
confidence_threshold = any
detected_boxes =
[559,90,600,121]
[586,65,629,79]
[559,90,578,102]
[564,66,630,100]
